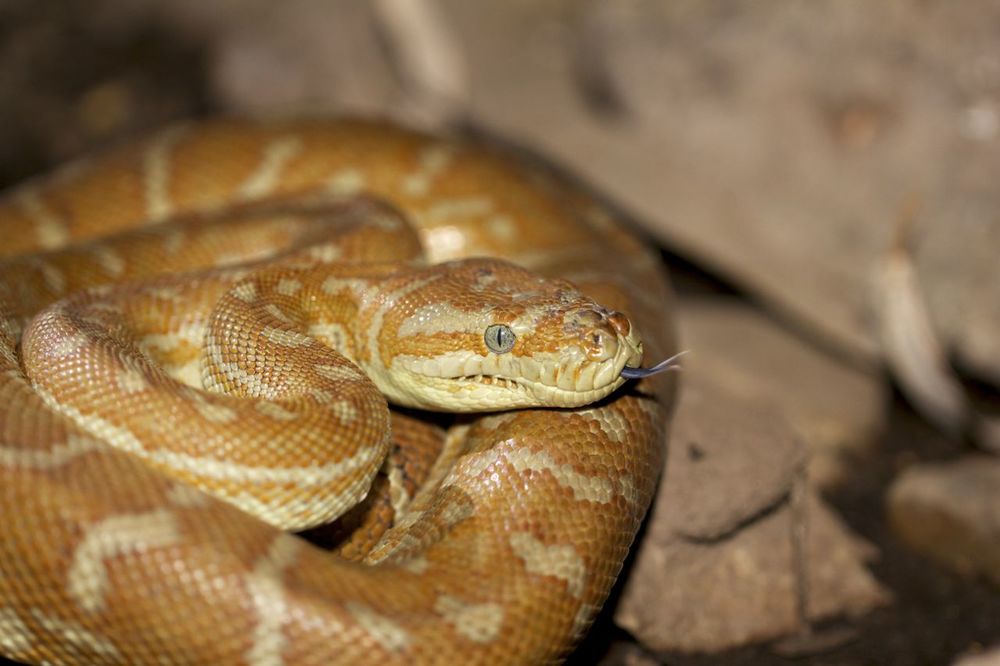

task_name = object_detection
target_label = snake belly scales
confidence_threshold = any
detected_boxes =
[0,118,676,665]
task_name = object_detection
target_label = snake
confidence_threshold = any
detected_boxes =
[0,118,676,665]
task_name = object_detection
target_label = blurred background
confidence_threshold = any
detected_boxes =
[0,1,998,664]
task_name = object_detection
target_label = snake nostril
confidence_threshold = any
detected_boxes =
[606,312,631,337]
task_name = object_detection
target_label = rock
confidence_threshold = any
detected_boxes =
[955,646,1000,666]
[438,0,1000,386]
[616,369,889,653]
[618,490,886,654]
[0,2,205,186]
[652,375,805,541]
[140,0,404,118]
[678,297,888,486]
[916,145,1000,387]
[887,456,1000,587]
[596,641,661,666]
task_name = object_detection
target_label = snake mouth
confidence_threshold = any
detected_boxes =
[450,353,635,408]
[439,370,624,410]
[385,339,639,411]
[457,373,528,391]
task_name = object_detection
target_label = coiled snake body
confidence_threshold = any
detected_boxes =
[0,118,675,664]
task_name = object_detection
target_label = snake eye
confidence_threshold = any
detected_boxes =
[484,324,516,354]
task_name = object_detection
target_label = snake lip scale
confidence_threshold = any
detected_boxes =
[0,117,676,665]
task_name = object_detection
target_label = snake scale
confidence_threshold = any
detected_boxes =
[0,118,676,665]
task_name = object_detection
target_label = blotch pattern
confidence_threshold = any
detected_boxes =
[434,596,505,644]
[0,118,673,666]
[509,532,586,599]
[68,509,182,613]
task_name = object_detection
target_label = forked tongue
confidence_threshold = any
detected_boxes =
[620,351,688,379]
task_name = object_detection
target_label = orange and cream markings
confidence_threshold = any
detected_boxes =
[67,509,182,614]
[275,278,303,296]
[508,531,586,600]
[254,400,300,422]
[361,274,443,377]
[114,366,148,395]
[188,392,239,424]
[238,137,304,201]
[433,596,505,644]
[403,144,456,196]
[397,302,472,338]
[143,123,191,221]
[444,443,620,506]
[0,607,33,656]
[165,481,210,508]
[345,602,411,653]
[91,247,126,278]
[163,229,186,254]
[245,534,302,666]
[0,118,673,664]
[1,608,123,662]
[16,187,69,250]
[423,197,494,224]
[325,169,367,197]
[314,363,366,383]
[0,434,101,470]
[30,257,67,296]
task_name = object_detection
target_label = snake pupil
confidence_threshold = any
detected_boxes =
[485,324,516,354]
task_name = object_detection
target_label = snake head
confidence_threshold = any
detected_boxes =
[363,258,644,411]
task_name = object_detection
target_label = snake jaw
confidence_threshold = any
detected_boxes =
[384,326,641,411]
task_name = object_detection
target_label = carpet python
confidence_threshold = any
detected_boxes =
[0,118,676,665]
